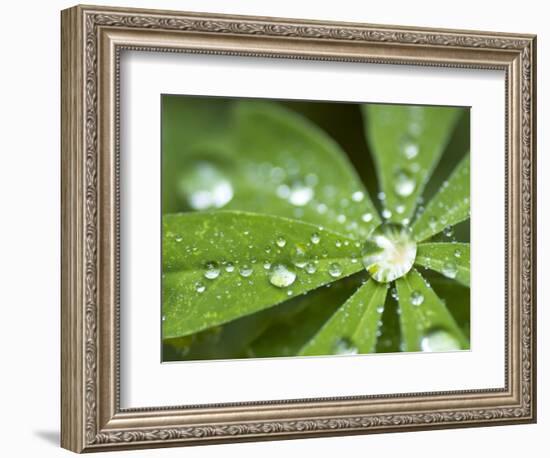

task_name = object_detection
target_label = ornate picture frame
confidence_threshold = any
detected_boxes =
[61,4,536,453]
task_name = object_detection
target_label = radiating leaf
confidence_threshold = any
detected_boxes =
[363,104,462,223]
[415,243,470,286]
[163,211,363,338]
[299,280,388,356]
[374,292,401,353]
[412,153,470,242]
[249,274,365,358]
[229,101,380,237]
[395,269,468,352]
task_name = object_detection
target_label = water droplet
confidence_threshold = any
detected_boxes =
[225,262,235,273]
[376,304,385,313]
[395,204,405,215]
[382,209,392,219]
[311,232,321,244]
[328,263,343,278]
[378,191,386,201]
[276,236,287,248]
[333,337,358,355]
[269,264,297,288]
[276,184,290,199]
[174,235,183,243]
[335,240,342,248]
[390,287,399,300]
[443,226,454,238]
[351,191,364,202]
[287,182,314,206]
[195,281,206,293]
[410,290,424,306]
[179,161,233,210]
[204,262,220,280]
[421,329,461,352]
[394,169,416,197]
[454,249,462,258]
[239,265,253,277]
[442,262,458,279]
[317,203,328,214]
[361,222,417,283]
[305,173,318,187]
[292,247,308,268]
[305,262,317,274]
[337,214,346,224]
[428,216,437,230]
[361,212,373,223]
[401,138,420,159]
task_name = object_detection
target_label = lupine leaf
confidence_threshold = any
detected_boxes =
[363,104,462,223]
[299,279,388,356]
[163,211,363,338]
[396,269,468,352]
[415,243,470,286]
[412,153,470,242]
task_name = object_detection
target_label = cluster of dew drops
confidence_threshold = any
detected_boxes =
[181,228,361,298]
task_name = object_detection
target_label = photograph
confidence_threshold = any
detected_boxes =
[161,96,471,362]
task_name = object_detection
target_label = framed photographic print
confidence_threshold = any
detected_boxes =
[61,4,537,453]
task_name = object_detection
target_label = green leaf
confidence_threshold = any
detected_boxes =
[362,104,461,223]
[249,274,365,358]
[396,269,468,352]
[228,101,381,237]
[375,293,401,353]
[415,243,470,287]
[299,279,388,356]
[412,153,470,242]
[163,211,363,338]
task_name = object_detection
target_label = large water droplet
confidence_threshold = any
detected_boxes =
[442,262,458,279]
[333,337,358,355]
[361,222,417,283]
[328,263,343,278]
[410,290,424,306]
[269,264,297,288]
[421,329,461,352]
[179,162,233,210]
[394,169,416,197]
[204,262,220,280]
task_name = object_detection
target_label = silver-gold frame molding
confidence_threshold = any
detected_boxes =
[61,4,537,453]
